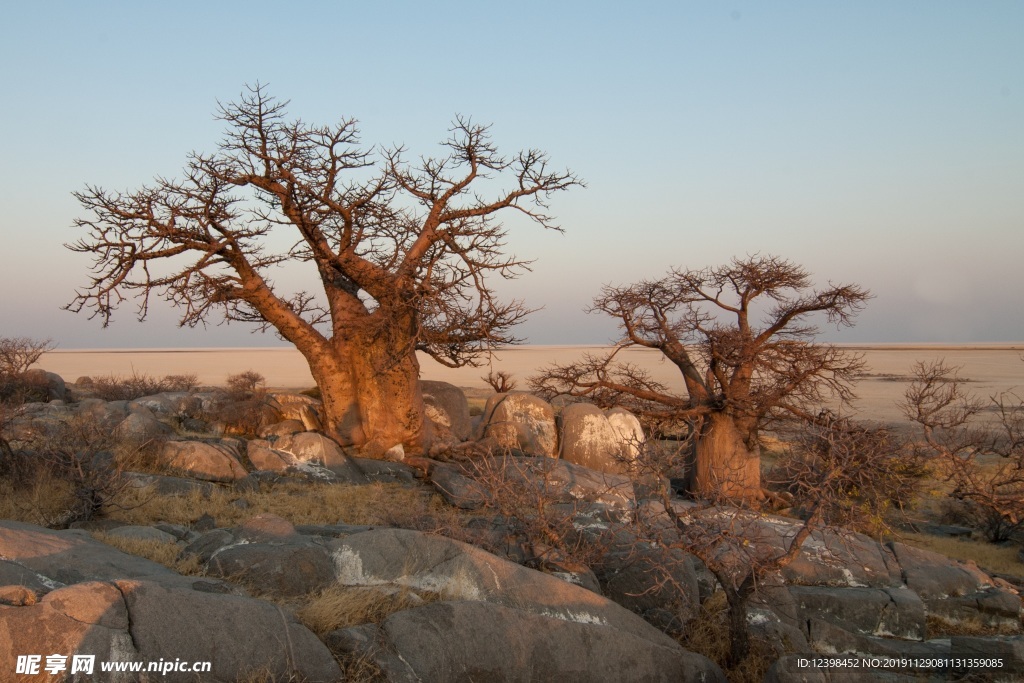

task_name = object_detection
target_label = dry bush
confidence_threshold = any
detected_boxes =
[163,373,199,391]
[0,471,79,526]
[297,585,438,637]
[677,592,781,683]
[91,371,174,401]
[0,337,54,376]
[0,415,145,527]
[458,454,615,572]
[226,370,266,399]
[209,370,270,436]
[482,370,517,393]
[768,417,928,537]
[90,532,203,575]
[902,360,1024,542]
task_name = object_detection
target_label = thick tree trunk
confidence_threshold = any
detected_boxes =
[302,333,428,455]
[690,411,762,501]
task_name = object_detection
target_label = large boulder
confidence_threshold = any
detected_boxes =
[366,600,725,683]
[113,409,174,442]
[476,392,558,457]
[270,432,367,483]
[0,522,341,682]
[330,527,667,645]
[606,406,646,460]
[21,369,66,402]
[421,380,472,442]
[158,440,248,482]
[559,403,629,474]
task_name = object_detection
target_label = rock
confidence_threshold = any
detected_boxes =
[270,432,367,483]
[257,419,305,439]
[127,393,177,415]
[265,392,322,422]
[807,618,950,658]
[158,440,248,482]
[245,438,295,472]
[329,527,674,647]
[21,369,66,401]
[926,587,1023,631]
[113,578,340,682]
[559,402,629,474]
[75,397,128,427]
[113,410,174,441]
[763,655,828,683]
[367,601,726,683]
[353,457,418,484]
[0,521,179,587]
[429,462,488,510]
[206,541,335,598]
[788,585,926,640]
[123,472,215,497]
[477,392,558,457]
[235,513,297,541]
[596,545,701,631]
[421,380,472,442]
[889,541,993,599]
[606,406,646,460]
[950,635,1024,672]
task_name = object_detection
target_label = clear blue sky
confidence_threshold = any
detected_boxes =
[1,2,1021,347]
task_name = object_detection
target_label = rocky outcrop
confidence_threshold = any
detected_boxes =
[559,403,630,474]
[158,440,248,482]
[476,392,558,457]
[0,521,339,682]
[421,380,472,442]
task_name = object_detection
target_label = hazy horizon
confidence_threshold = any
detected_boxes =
[2,3,1021,347]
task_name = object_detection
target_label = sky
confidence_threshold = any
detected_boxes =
[1,1,1021,348]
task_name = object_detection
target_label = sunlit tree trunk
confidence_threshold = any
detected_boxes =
[691,412,762,501]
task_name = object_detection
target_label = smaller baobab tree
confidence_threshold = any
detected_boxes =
[531,255,870,501]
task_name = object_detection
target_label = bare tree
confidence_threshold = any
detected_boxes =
[67,85,580,453]
[0,337,54,377]
[901,360,1024,542]
[482,369,518,393]
[637,416,906,667]
[531,255,869,501]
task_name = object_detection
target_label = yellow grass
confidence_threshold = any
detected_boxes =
[296,585,439,637]
[897,531,1023,578]
[107,481,449,529]
[90,532,203,575]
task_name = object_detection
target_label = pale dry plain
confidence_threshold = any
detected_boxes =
[38,344,1024,426]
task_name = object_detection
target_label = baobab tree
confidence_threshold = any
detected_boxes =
[67,85,580,453]
[531,255,870,501]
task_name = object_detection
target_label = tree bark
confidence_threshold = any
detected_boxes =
[302,333,427,454]
[691,411,762,501]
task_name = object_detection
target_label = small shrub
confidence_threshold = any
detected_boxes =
[483,370,517,393]
[163,373,199,391]
[91,371,171,401]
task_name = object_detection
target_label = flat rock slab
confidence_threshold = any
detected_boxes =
[329,527,674,649]
[371,600,726,683]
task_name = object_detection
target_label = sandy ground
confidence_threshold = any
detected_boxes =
[38,344,1024,426]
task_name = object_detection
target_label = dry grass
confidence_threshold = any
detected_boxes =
[90,532,203,575]
[678,592,783,683]
[926,614,1022,638]
[897,531,1023,578]
[0,472,79,526]
[106,480,450,530]
[297,585,439,637]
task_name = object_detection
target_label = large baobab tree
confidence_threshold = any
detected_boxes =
[67,85,580,453]
[531,255,870,501]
